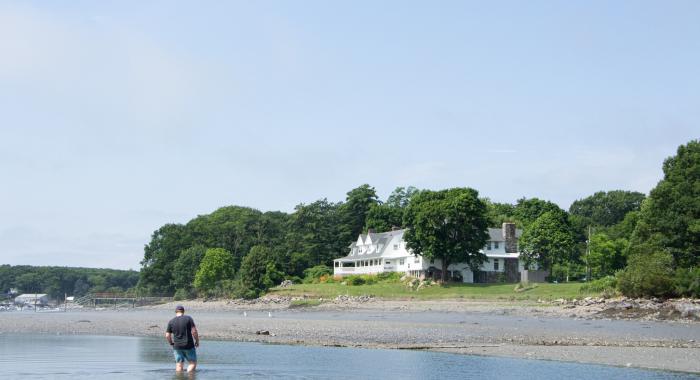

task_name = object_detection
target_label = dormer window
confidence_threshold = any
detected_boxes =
[486,242,491,250]
[494,241,499,249]
[394,244,398,250]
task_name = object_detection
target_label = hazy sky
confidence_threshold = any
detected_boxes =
[1,1,698,269]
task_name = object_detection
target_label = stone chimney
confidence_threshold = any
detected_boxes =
[502,222,517,253]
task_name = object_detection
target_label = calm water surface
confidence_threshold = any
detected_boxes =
[0,334,697,380]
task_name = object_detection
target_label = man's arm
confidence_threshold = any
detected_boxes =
[191,325,199,347]
[165,332,174,346]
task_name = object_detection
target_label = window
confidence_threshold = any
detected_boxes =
[486,242,491,250]
[400,259,405,265]
[494,241,499,249]
[430,259,435,264]
[394,244,399,250]
[385,260,392,265]
[494,259,499,271]
[414,257,419,263]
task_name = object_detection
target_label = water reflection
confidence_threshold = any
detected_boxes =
[1,333,697,380]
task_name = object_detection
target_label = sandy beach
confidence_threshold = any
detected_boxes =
[2,299,699,374]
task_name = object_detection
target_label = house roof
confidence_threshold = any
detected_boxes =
[335,229,404,261]
[15,294,47,299]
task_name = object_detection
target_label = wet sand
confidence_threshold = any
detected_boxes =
[1,300,699,374]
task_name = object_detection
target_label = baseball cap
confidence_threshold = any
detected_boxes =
[175,305,185,312]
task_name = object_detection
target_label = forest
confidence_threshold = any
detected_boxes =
[0,265,139,300]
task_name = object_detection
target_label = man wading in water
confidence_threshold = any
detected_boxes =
[165,305,200,372]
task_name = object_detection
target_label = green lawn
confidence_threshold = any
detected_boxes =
[269,281,597,301]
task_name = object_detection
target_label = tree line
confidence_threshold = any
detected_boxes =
[0,265,139,300]
[137,139,698,299]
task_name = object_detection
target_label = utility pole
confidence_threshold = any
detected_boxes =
[586,225,591,282]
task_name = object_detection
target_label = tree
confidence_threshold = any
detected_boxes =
[193,248,235,296]
[631,140,700,268]
[617,251,674,298]
[588,233,628,279]
[239,245,283,298]
[519,210,576,275]
[139,223,192,294]
[286,199,344,266]
[569,190,645,227]
[365,186,419,232]
[173,245,207,293]
[364,203,404,232]
[403,188,489,282]
[483,199,517,227]
[339,184,379,242]
[385,186,418,208]
[513,198,563,228]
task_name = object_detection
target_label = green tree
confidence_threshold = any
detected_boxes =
[365,203,404,232]
[513,198,563,228]
[239,245,283,298]
[339,184,379,242]
[286,199,344,266]
[519,210,576,275]
[569,190,645,227]
[617,251,674,298]
[483,199,517,227]
[173,245,207,293]
[587,233,628,279]
[631,140,700,268]
[193,248,235,296]
[385,186,418,208]
[365,186,419,232]
[403,188,489,282]
[139,223,192,294]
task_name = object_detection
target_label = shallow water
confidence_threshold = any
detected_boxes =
[0,334,697,379]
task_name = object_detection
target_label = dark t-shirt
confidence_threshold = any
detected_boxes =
[166,315,196,349]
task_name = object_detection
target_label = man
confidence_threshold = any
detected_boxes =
[165,305,200,372]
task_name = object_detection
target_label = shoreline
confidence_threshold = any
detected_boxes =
[2,299,699,374]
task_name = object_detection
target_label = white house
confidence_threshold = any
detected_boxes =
[14,293,49,306]
[333,223,530,283]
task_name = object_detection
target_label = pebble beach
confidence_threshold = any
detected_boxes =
[2,298,699,374]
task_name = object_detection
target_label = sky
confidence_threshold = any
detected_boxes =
[1,1,698,270]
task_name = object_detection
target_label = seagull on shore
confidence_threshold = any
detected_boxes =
[268,311,272,318]
[243,311,247,317]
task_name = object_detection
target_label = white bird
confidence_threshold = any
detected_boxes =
[268,311,272,318]
[243,311,247,317]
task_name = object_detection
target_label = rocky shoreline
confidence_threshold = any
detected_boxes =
[1,296,699,374]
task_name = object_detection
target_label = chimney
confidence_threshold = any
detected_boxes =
[502,222,517,253]
[367,228,375,234]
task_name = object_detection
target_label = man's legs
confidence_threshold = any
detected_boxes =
[187,361,197,372]
[174,349,186,371]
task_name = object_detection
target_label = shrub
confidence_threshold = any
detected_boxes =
[376,272,402,282]
[348,275,365,286]
[579,276,618,297]
[303,265,333,284]
[173,288,194,301]
[674,268,700,298]
[617,251,674,298]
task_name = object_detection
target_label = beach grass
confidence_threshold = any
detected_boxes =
[270,281,596,301]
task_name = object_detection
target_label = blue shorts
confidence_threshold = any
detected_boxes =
[173,348,197,363]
